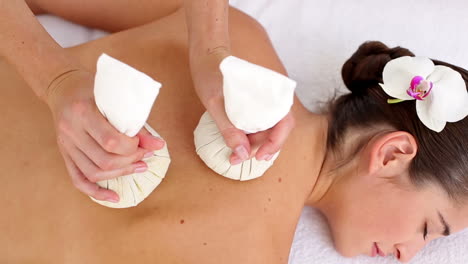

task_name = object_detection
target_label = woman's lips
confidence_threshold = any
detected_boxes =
[372,242,386,257]
[371,243,377,257]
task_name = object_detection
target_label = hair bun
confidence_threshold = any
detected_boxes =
[342,41,414,95]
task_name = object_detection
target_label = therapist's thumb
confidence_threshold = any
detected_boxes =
[136,129,165,151]
[204,96,250,165]
[220,127,251,165]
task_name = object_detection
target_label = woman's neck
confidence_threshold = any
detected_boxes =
[288,99,334,208]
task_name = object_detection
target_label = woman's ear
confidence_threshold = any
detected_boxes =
[367,131,418,176]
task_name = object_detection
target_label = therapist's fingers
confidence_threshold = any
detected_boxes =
[84,105,140,156]
[58,143,119,202]
[73,132,152,171]
[206,96,251,165]
[255,112,295,161]
[136,128,165,151]
[61,137,148,183]
[221,127,251,165]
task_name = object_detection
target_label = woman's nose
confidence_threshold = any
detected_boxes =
[394,239,426,263]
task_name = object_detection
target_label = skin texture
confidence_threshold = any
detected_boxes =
[1,6,467,264]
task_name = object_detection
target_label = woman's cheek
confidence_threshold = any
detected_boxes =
[329,210,371,257]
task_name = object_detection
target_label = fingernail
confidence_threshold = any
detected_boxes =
[259,154,269,161]
[266,154,274,161]
[235,146,249,161]
[231,156,242,165]
[134,163,148,173]
[107,197,119,203]
[144,151,154,158]
[154,137,165,147]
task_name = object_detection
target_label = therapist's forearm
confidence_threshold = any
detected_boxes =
[0,0,80,101]
[183,0,230,58]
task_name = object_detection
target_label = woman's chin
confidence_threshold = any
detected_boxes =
[332,239,362,258]
[336,248,357,258]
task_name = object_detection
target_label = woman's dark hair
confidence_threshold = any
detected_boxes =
[327,41,468,201]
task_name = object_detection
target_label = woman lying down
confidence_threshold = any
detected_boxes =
[2,7,468,264]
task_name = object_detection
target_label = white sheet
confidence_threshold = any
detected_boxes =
[231,0,468,113]
[37,0,468,262]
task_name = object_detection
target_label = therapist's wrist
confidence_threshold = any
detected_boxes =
[189,45,231,63]
[188,46,230,111]
[188,44,230,85]
[32,51,84,104]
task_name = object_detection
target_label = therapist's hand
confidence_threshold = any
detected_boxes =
[45,69,165,202]
[189,49,295,165]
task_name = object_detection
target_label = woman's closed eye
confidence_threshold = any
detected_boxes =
[423,222,428,240]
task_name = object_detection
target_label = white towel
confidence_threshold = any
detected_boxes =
[289,207,468,264]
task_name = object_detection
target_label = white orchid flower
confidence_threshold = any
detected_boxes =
[379,56,468,132]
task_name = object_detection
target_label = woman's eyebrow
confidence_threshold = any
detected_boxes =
[438,211,451,236]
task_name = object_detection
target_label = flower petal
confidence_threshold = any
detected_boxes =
[427,65,468,122]
[416,100,446,132]
[381,56,435,100]
[379,83,414,100]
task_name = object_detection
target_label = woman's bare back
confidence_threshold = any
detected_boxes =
[1,8,323,264]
